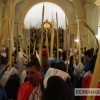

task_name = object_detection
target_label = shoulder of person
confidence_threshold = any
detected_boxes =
[19,81,30,89]
[83,74,91,84]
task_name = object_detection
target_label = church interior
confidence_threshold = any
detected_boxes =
[0,0,100,100]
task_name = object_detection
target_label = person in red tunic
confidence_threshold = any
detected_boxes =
[42,45,48,57]
[80,55,100,100]
[17,59,42,100]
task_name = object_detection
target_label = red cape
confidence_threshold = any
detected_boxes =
[42,49,48,56]
[80,74,100,100]
[17,81,35,100]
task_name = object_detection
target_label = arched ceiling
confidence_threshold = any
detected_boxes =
[13,0,85,25]
[24,2,66,28]
[72,0,85,18]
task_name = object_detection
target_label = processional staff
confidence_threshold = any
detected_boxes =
[45,28,49,57]
[33,39,36,55]
[24,37,28,63]
[75,10,81,62]
[8,17,12,70]
[65,12,69,72]
[94,36,96,55]
[39,5,45,63]
[56,12,59,61]
[0,0,13,70]
[86,39,100,100]
[16,19,19,64]
[0,0,10,51]
[88,33,90,50]
[74,11,100,100]
[33,27,36,55]
[78,20,100,100]
[50,14,54,58]
[87,46,100,100]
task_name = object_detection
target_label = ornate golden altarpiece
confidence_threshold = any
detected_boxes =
[30,20,64,50]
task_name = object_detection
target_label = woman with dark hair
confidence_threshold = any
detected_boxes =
[50,62,56,68]
[39,76,74,100]
[54,61,66,72]
[61,51,66,62]
[54,62,73,93]
[68,56,74,85]
[4,74,20,100]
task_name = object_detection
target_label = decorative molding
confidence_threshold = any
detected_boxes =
[85,0,91,4]
[95,0,100,9]
[84,4,95,10]
[23,27,30,30]
[14,23,24,25]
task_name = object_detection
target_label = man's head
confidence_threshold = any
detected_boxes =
[12,54,16,64]
[89,55,97,73]
[84,49,92,61]
[26,61,41,86]
[81,48,83,53]
[74,55,79,64]
[43,45,46,49]
[84,47,86,52]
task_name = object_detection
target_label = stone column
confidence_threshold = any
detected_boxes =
[14,22,24,46]
[95,0,100,44]
[84,3,95,49]
[85,0,91,4]
[63,29,66,50]
[68,26,71,49]
[18,23,24,37]
[0,1,5,36]
[14,22,25,77]
[95,0,100,27]
[79,19,86,48]
[92,0,99,49]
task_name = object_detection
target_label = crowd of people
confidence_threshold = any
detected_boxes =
[0,45,99,100]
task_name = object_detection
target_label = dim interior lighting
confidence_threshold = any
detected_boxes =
[95,27,100,40]
[98,26,100,38]
[95,26,100,42]
[74,39,79,42]
[95,35,100,40]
